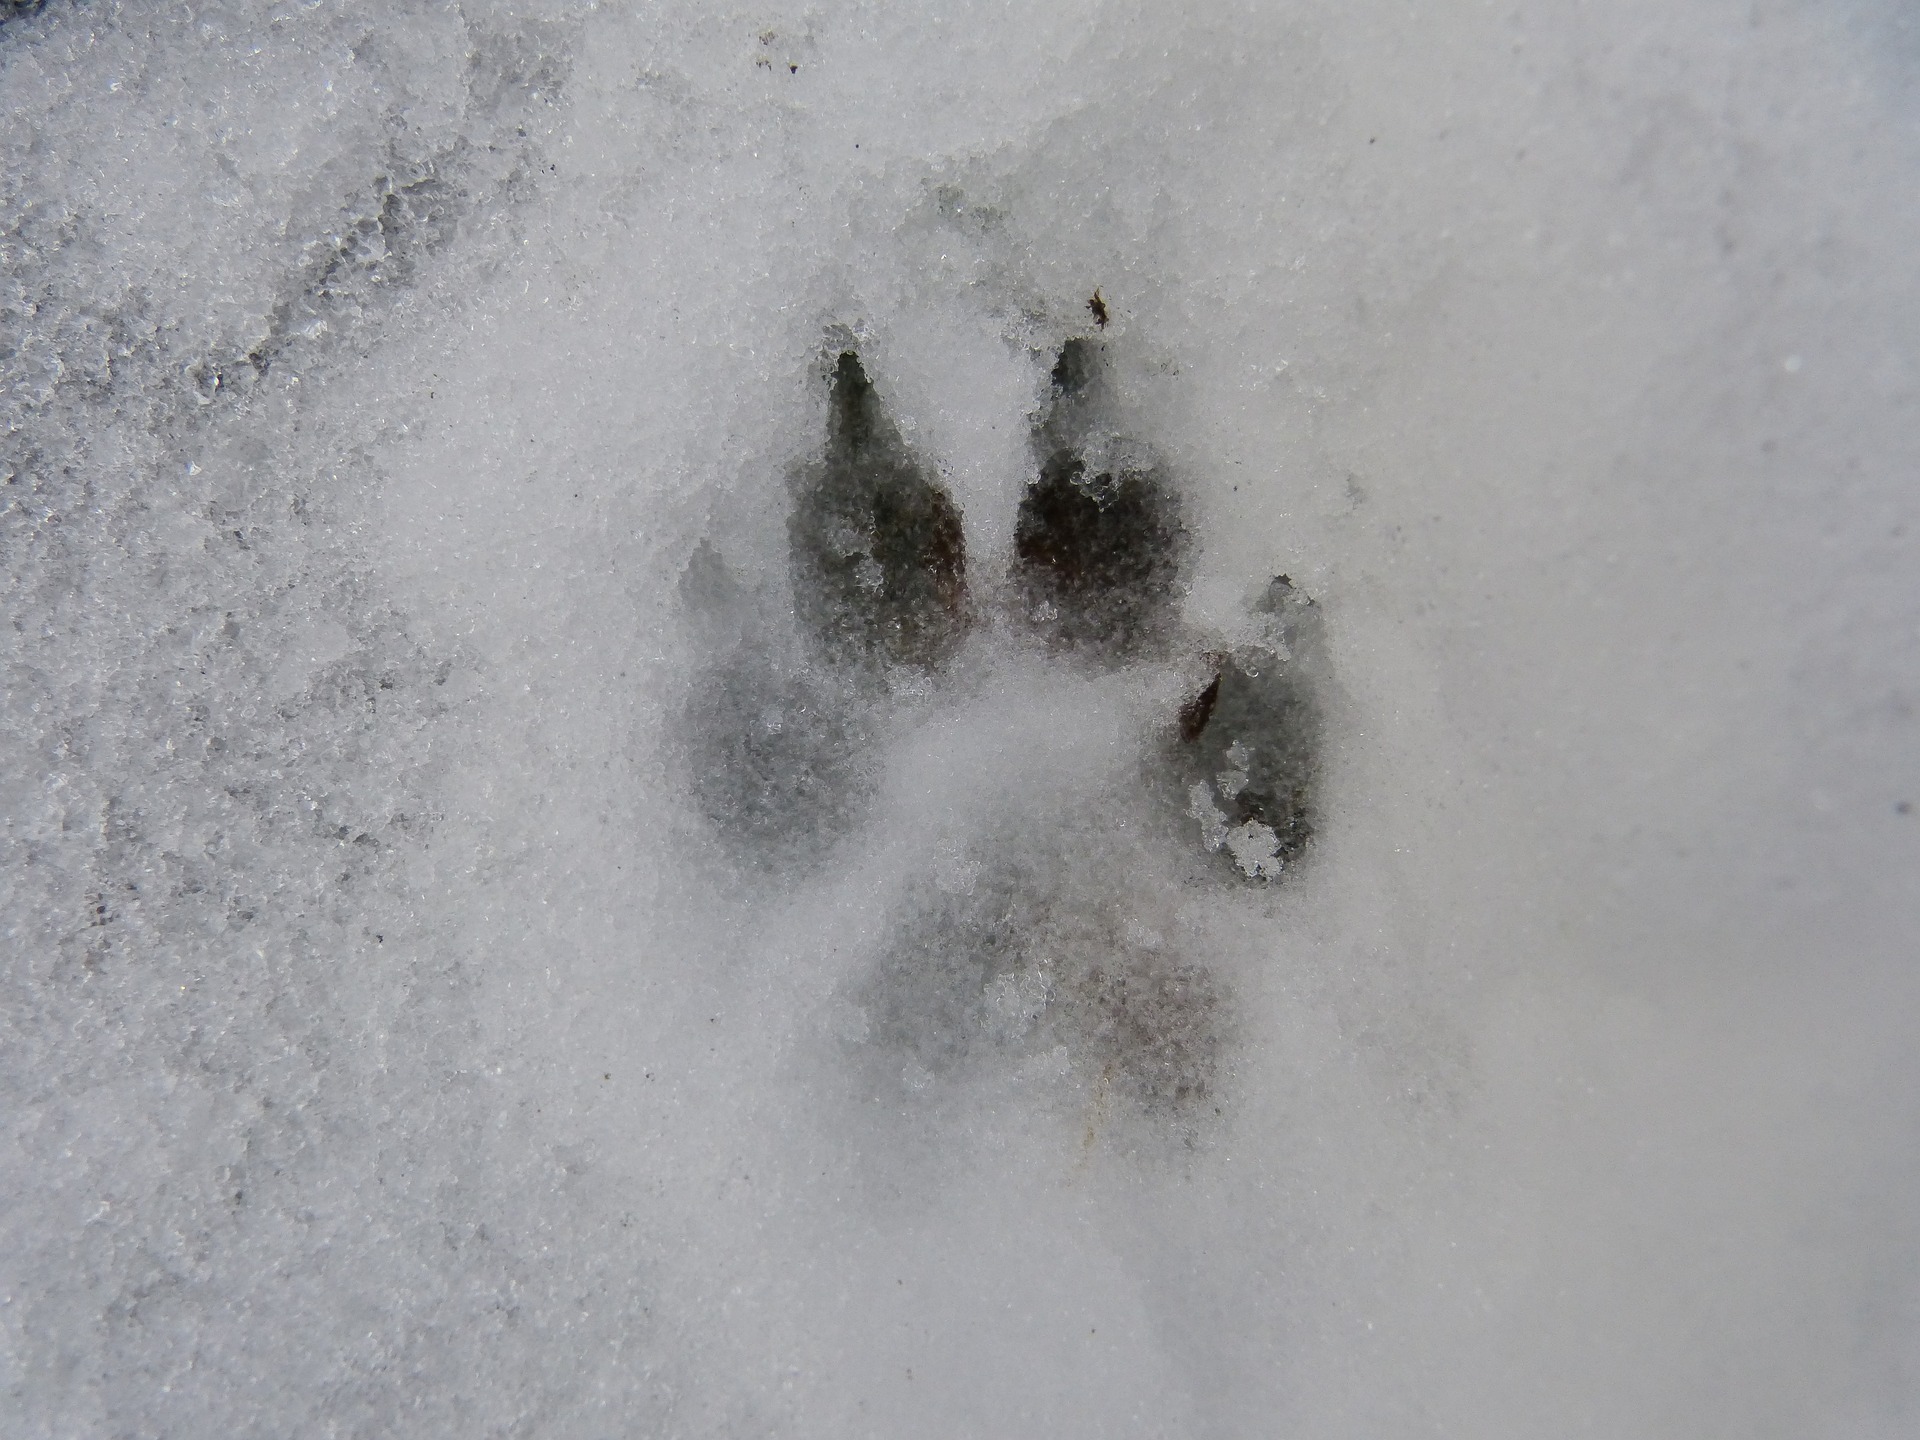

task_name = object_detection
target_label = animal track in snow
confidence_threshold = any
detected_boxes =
[683,333,1326,1125]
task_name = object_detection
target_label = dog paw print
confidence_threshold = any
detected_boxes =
[682,332,1326,1123]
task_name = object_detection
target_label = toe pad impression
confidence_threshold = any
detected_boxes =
[1175,577,1324,878]
[1014,339,1186,659]
[789,351,968,673]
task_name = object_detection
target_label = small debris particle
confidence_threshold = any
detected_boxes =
[1179,673,1221,742]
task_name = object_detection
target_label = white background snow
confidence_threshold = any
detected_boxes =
[3,1,1916,1436]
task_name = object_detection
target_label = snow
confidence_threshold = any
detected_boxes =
[4,1,1917,1436]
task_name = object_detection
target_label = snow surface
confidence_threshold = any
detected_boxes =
[4,1,1918,1436]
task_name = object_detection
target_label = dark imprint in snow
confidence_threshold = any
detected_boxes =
[789,351,969,672]
[684,336,1326,1123]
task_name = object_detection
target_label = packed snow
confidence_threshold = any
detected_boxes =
[4,1,1917,1436]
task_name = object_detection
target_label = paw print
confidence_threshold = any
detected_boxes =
[682,333,1325,1126]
